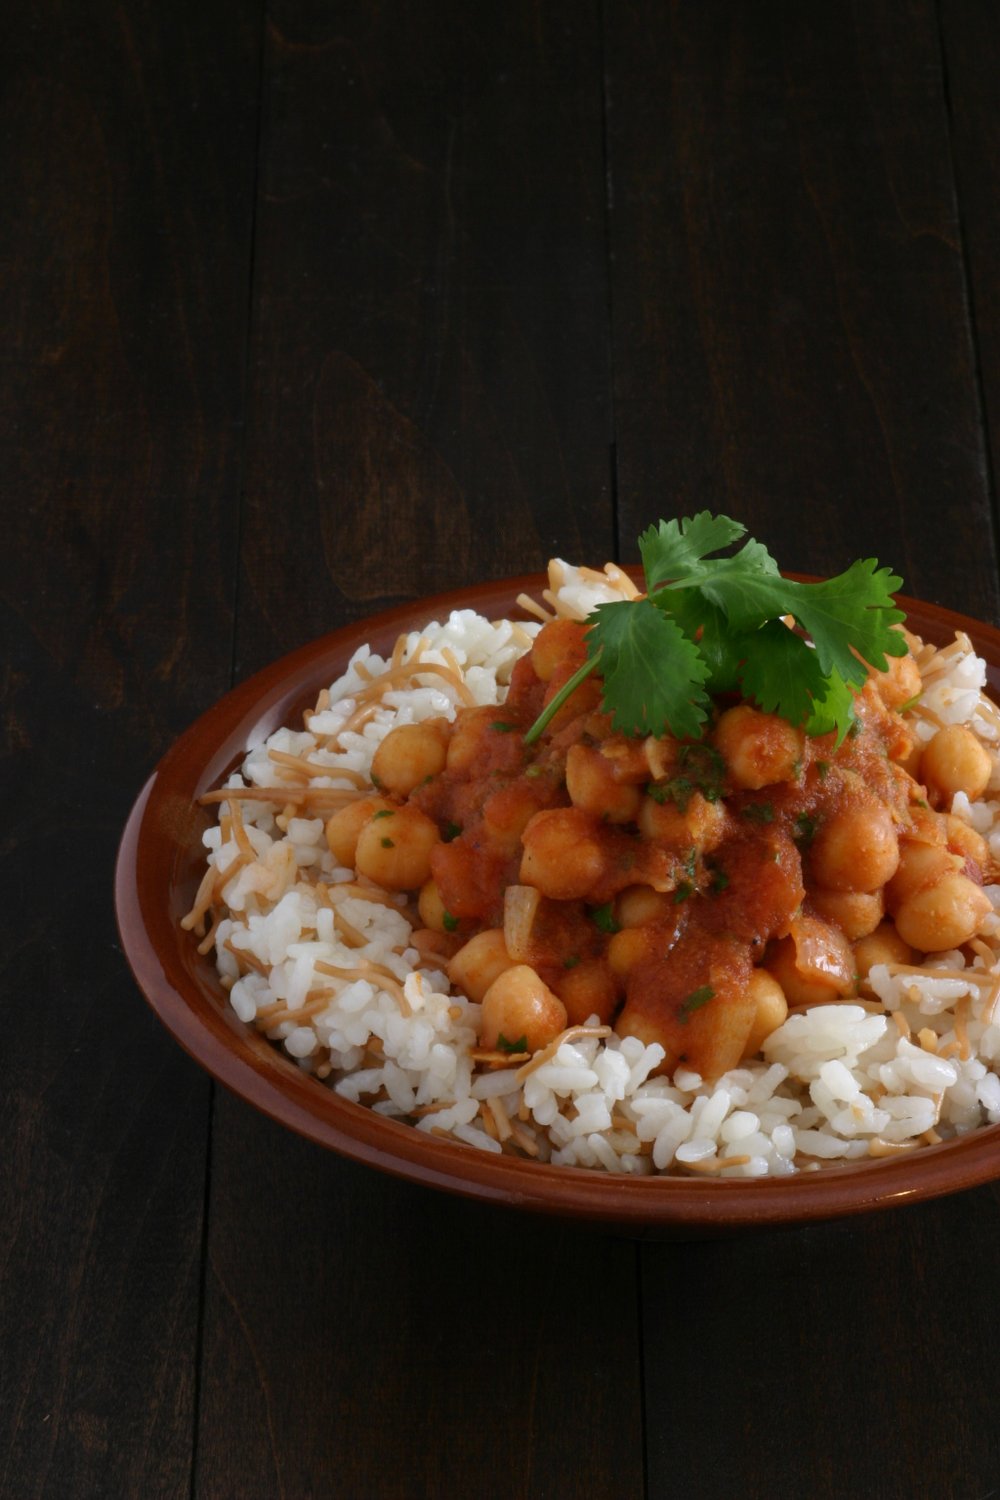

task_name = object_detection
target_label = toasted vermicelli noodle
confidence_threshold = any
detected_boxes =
[184,562,1000,1176]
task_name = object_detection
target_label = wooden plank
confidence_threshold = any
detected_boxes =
[234,0,615,667]
[196,5,639,1498]
[603,3,1000,1496]
[940,0,1000,588]
[0,2,261,1495]
[604,0,999,621]
[640,1191,1000,1498]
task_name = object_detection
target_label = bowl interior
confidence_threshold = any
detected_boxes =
[115,579,1000,1231]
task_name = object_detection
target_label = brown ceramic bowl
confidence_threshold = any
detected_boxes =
[115,577,1000,1233]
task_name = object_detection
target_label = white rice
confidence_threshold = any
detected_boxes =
[188,564,1000,1176]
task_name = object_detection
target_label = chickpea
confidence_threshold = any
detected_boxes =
[371,719,450,797]
[445,707,499,776]
[894,736,923,780]
[741,970,789,1057]
[354,805,440,890]
[448,929,513,1003]
[409,928,461,963]
[479,965,568,1053]
[325,794,395,867]
[520,807,606,901]
[713,705,804,790]
[607,925,659,978]
[616,884,674,928]
[530,618,587,682]
[894,872,992,953]
[637,790,727,854]
[808,800,899,893]
[871,634,922,710]
[552,957,619,1027]
[885,840,961,912]
[810,888,884,942]
[566,743,643,824]
[418,878,454,933]
[482,783,544,853]
[764,916,855,1007]
[920,725,993,804]
[945,815,990,870]
[854,920,914,979]
[593,735,665,786]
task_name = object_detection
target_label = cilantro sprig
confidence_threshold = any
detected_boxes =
[525,513,905,746]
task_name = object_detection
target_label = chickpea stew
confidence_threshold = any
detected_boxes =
[183,551,1000,1177]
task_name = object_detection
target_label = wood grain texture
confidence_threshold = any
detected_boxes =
[940,0,1000,595]
[0,2,261,1495]
[604,0,999,621]
[641,1186,1000,1499]
[7,3,1000,1497]
[199,1131,641,1499]
[235,0,614,672]
[605,7,1000,1497]
[196,5,641,1499]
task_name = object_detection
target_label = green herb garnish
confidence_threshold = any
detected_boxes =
[563,954,582,969]
[442,820,462,842]
[380,837,395,849]
[647,743,726,812]
[741,802,774,824]
[442,911,459,932]
[673,881,694,904]
[497,1033,528,1054]
[491,721,516,733]
[524,513,905,747]
[590,902,621,934]
[678,985,716,1021]
[793,812,818,846]
[372,809,394,820]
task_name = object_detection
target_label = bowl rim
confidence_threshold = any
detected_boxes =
[115,573,1000,1229]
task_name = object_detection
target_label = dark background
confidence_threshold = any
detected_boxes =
[4,2,1000,1496]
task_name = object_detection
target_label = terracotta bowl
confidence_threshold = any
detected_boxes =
[115,578,1000,1234]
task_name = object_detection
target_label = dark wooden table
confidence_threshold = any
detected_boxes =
[5,3,1000,1496]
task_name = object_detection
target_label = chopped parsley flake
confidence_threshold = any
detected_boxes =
[497,1033,528,1054]
[793,813,818,846]
[678,985,716,1021]
[741,802,774,824]
[590,902,621,934]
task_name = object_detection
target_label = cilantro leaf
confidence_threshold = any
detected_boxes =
[585,597,712,739]
[804,669,859,745]
[523,513,907,748]
[659,551,788,633]
[737,618,827,727]
[640,512,747,589]
[784,561,906,682]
